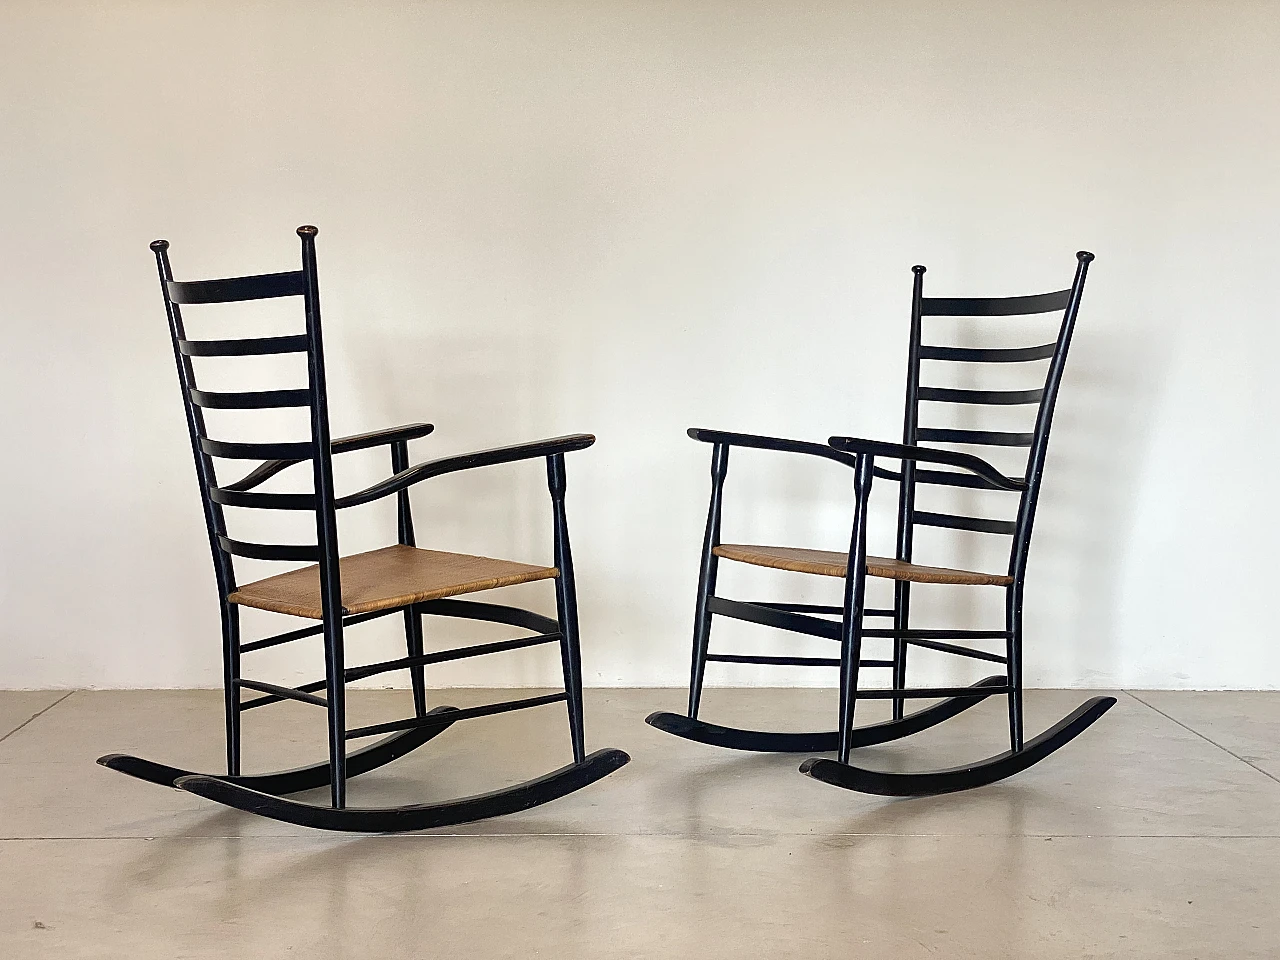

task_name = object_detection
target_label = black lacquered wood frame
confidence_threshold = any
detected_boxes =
[647,252,1115,795]
[97,227,629,830]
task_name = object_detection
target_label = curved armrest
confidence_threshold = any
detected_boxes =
[827,435,1025,491]
[223,423,435,492]
[332,423,435,454]
[336,434,595,509]
[688,427,861,468]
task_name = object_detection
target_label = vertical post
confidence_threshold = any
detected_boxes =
[392,440,427,717]
[1005,585,1024,751]
[838,453,874,764]
[221,602,241,776]
[153,239,240,772]
[392,440,416,547]
[547,453,586,764]
[892,264,927,721]
[688,442,729,719]
[1004,252,1093,754]
[298,225,347,809]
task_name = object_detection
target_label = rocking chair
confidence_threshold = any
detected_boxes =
[647,252,1114,796]
[98,226,629,831]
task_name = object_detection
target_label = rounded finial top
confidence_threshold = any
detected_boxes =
[912,264,927,275]
[297,225,318,237]
[150,239,169,251]
[1076,250,1095,263]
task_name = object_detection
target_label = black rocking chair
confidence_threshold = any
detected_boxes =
[647,252,1115,796]
[98,226,629,831]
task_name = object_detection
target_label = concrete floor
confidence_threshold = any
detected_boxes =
[1,687,1277,958]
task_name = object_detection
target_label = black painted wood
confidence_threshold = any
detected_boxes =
[98,228,629,830]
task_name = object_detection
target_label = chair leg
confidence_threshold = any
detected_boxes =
[404,608,427,718]
[1006,585,1024,752]
[891,581,911,722]
[220,603,241,777]
[548,454,586,764]
[689,442,729,719]
[321,614,347,808]
[687,545,720,720]
[838,454,874,764]
[555,574,586,765]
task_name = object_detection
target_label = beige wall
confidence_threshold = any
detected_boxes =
[1,0,1277,689]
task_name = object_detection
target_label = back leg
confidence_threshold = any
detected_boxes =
[1006,585,1024,751]
[891,581,911,721]
[689,442,729,718]
[220,603,241,777]
[404,608,427,717]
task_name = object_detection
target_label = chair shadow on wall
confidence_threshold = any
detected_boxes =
[343,279,1170,735]
[685,313,1165,708]
[341,325,571,684]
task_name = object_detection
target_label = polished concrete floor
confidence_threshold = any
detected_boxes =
[1,686,1277,958]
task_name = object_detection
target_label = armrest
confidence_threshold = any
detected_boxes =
[331,423,435,454]
[687,427,861,468]
[336,434,595,509]
[223,423,435,492]
[827,435,1025,491]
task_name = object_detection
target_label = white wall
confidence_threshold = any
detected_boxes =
[1,0,1277,690]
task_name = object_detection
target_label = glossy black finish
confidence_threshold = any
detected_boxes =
[654,253,1108,796]
[836,453,874,762]
[167,270,306,304]
[824,436,1025,490]
[99,227,629,831]
[920,289,1072,316]
[644,675,1008,752]
[548,453,587,763]
[687,442,728,718]
[799,697,1116,796]
[344,692,569,741]
[97,706,462,793]
[334,435,596,510]
[175,748,632,833]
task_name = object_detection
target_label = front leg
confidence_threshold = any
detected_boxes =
[548,453,586,764]
[837,453,875,764]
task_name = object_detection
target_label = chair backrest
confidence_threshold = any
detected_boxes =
[895,252,1093,586]
[151,226,342,618]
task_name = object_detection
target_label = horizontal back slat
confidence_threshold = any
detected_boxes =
[920,289,1071,317]
[200,438,314,459]
[210,488,316,510]
[914,511,1017,536]
[179,335,309,357]
[917,428,1034,447]
[919,342,1057,363]
[189,388,312,410]
[167,271,306,305]
[217,536,320,561]
[917,387,1043,406]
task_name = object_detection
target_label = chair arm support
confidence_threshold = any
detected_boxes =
[223,423,435,492]
[827,435,1026,491]
[335,434,595,509]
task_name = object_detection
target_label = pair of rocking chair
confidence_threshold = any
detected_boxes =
[99,227,1113,832]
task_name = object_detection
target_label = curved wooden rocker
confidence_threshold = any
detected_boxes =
[799,696,1116,796]
[174,747,631,833]
[97,705,462,793]
[653,253,1110,797]
[645,675,1008,752]
[97,228,629,831]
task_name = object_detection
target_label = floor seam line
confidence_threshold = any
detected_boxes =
[0,691,76,745]
[1124,689,1280,786]
[6,833,1280,842]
